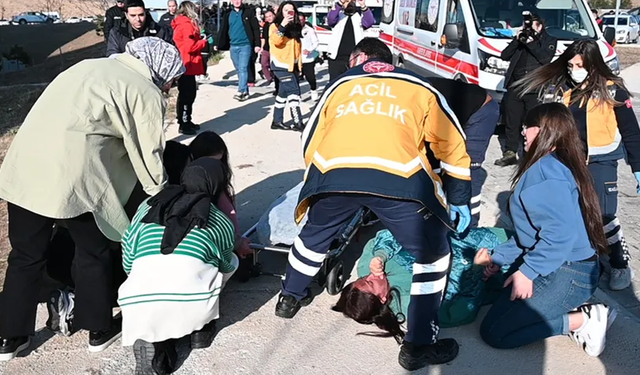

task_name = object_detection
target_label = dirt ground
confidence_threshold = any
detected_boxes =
[615,45,640,70]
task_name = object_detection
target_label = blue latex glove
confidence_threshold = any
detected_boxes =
[635,172,640,194]
[449,205,471,233]
[207,36,214,45]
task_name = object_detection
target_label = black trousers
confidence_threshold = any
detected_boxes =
[0,204,114,338]
[503,90,540,153]
[302,62,317,91]
[177,75,197,125]
[328,57,349,83]
[248,50,257,84]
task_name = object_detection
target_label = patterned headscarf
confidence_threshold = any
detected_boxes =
[125,37,186,88]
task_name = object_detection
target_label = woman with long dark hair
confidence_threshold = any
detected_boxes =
[474,103,614,356]
[269,1,304,131]
[514,39,640,291]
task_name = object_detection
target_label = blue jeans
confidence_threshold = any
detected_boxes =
[230,44,252,94]
[282,193,451,345]
[465,99,499,227]
[480,259,599,349]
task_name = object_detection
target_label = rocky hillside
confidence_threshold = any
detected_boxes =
[0,0,107,20]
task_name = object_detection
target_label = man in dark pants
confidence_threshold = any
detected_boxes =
[275,38,472,371]
[428,78,499,227]
[104,0,126,42]
[106,0,173,57]
[494,13,557,166]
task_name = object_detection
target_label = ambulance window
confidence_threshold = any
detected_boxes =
[415,0,440,32]
[382,0,395,24]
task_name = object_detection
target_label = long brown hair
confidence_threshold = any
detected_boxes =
[513,103,608,254]
[513,40,629,107]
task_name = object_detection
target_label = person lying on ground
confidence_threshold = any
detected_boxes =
[189,130,253,259]
[118,157,239,375]
[473,103,615,357]
[0,37,185,361]
[333,227,510,342]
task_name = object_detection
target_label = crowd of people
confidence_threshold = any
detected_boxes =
[0,1,637,374]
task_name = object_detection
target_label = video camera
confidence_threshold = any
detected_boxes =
[518,11,536,43]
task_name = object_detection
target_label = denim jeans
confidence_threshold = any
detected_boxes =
[230,44,252,94]
[282,193,451,345]
[480,259,600,349]
[465,100,499,227]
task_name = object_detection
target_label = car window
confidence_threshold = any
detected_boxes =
[415,0,440,32]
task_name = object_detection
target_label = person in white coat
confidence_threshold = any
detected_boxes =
[299,13,320,101]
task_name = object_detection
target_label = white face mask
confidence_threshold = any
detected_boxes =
[570,68,588,84]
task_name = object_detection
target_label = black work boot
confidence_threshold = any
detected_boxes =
[271,122,291,131]
[190,320,217,349]
[494,151,518,167]
[88,316,122,352]
[398,339,459,371]
[179,123,197,135]
[274,290,314,319]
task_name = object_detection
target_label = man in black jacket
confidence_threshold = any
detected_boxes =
[216,0,261,101]
[106,0,173,57]
[104,0,126,43]
[494,13,557,167]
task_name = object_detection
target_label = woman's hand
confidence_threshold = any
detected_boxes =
[281,13,294,27]
[369,256,385,277]
[236,237,253,259]
[483,264,500,281]
[303,49,310,55]
[504,270,534,301]
[474,248,492,266]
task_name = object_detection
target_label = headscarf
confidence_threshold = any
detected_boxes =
[141,157,225,254]
[125,37,186,88]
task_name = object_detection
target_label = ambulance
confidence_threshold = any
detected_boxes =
[377,0,620,97]
[299,0,385,54]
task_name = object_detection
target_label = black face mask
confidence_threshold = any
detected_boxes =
[344,3,357,16]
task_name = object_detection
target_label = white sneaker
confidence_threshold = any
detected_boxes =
[569,304,616,357]
[310,90,319,101]
[609,268,632,291]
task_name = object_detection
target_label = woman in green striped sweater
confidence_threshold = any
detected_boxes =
[118,157,239,375]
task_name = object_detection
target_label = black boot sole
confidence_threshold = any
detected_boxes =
[398,340,460,371]
[275,293,314,319]
[134,340,156,375]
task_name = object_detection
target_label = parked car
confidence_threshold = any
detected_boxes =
[0,19,10,26]
[81,16,96,23]
[65,17,81,24]
[11,12,54,25]
[602,14,639,44]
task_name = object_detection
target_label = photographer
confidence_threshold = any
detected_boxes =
[494,13,557,167]
[326,0,375,82]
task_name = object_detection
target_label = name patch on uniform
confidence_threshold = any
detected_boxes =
[626,99,633,108]
[363,61,395,73]
[335,83,408,124]
[606,185,618,194]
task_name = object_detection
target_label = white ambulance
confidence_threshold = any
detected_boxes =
[301,0,385,54]
[378,0,620,97]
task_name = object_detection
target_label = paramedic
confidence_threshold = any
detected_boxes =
[104,0,126,43]
[428,78,499,227]
[275,38,472,371]
[326,0,375,82]
[494,13,557,167]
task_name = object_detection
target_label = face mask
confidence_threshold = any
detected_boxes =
[570,68,588,84]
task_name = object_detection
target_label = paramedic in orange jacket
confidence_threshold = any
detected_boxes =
[274,38,471,371]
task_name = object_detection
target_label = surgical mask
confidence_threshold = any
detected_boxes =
[570,68,588,84]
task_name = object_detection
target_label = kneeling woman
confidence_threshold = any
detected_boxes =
[118,158,238,374]
[474,103,614,356]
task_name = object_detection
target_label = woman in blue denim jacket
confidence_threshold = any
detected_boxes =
[474,103,615,357]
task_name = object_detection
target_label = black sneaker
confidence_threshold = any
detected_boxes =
[0,336,30,361]
[133,340,156,375]
[234,92,249,101]
[398,339,459,371]
[190,320,217,349]
[494,151,518,167]
[187,121,201,131]
[271,122,291,131]
[89,317,122,353]
[179,124,197,135]
[291,122,304,132]
[46,289,75,336]
[274,290,314,319]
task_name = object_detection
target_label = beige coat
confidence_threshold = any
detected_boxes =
[0,54,167,241]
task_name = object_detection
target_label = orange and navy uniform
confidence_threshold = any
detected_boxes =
[297,60,471,228]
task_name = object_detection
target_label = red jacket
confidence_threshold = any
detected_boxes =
[172,15,207,76]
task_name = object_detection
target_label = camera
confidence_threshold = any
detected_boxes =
[518,11,536,43]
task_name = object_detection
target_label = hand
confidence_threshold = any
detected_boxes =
[303,49,310,55]
[483,264,500,281]
[634,172,640,194]
[504,270,534,301]
[207,36,214,45]
[254,46,261,53]
[340,0,350,8]
[449,204,471,233]
[236,236,253,259]
[474,248,492,266]
[281,13,293,27]
[369,256,385,277]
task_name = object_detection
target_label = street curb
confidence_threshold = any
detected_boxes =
[593,288,640,323]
